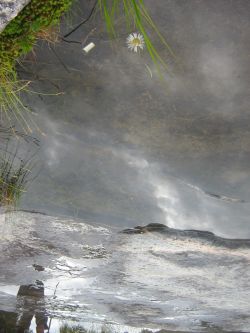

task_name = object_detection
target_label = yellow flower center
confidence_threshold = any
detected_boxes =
[132,38,141,46]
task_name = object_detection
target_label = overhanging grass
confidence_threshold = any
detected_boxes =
[0,0,175,131]
[98,0,177,73]
[0,0,74,131]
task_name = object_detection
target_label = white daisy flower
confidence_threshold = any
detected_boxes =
[126,32,145,53]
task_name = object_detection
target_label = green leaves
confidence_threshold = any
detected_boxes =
[0,146,31,207]
[0,0,74,131]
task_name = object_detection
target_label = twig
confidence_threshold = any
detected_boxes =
[62,27,96,46]
[49,46,70,73]
[63,0,98,38]
[81,27,97,45]
[47,282,60,333]
[61,38,81,44]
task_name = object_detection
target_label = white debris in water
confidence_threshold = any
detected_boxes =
[83,42,95,54]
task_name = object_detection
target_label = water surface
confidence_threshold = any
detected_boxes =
[0,212,249,332]
[16,0,250,238]
[1,1,250,331]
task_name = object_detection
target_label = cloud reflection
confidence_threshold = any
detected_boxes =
[112,148,250,238]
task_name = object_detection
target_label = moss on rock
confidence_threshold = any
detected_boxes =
[0,0,74,130]
[0,0,73,66]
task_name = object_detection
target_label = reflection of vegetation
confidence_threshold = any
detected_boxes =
[0,310,242,333]
[0,147,31,207]
[0,126,38,208]
[0,310,17,333]
[60,324,85,333]
[0,0,73,129]
[60,324,114,333]
[60,324,235,333]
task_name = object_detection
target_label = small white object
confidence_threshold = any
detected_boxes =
[83,42,95,54]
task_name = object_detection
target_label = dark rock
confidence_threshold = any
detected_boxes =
[32,264,45,271]
[121,223,250,249]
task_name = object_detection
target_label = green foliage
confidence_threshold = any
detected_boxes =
[0,0,174,130]
[0,0,74,130]
[0,124,38,207]
[0,0,73,64]
[0,149,30,207]
[60,324,87,333]
[98,0,176,72]
[0,65,33,132]
[60,324,115,333]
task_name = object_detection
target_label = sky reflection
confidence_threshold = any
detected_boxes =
[17,0,250,239]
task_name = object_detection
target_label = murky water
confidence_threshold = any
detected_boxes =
[15,0,250,239]
[1,0,250,331]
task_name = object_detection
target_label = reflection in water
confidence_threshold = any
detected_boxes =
[112,149,250,238]
[0,281,48,333]
[1,1,250,332]
[19,0,250,237]
[16,280,48,333]
[0,211,249,332]
[0,125,39,209]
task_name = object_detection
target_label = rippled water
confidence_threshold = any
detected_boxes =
[0,212,249,331]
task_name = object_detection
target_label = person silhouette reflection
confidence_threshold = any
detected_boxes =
[16,280,48,333]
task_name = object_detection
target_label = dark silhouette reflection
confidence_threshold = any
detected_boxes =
[0,310,17,333]
[16,280,48,333]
